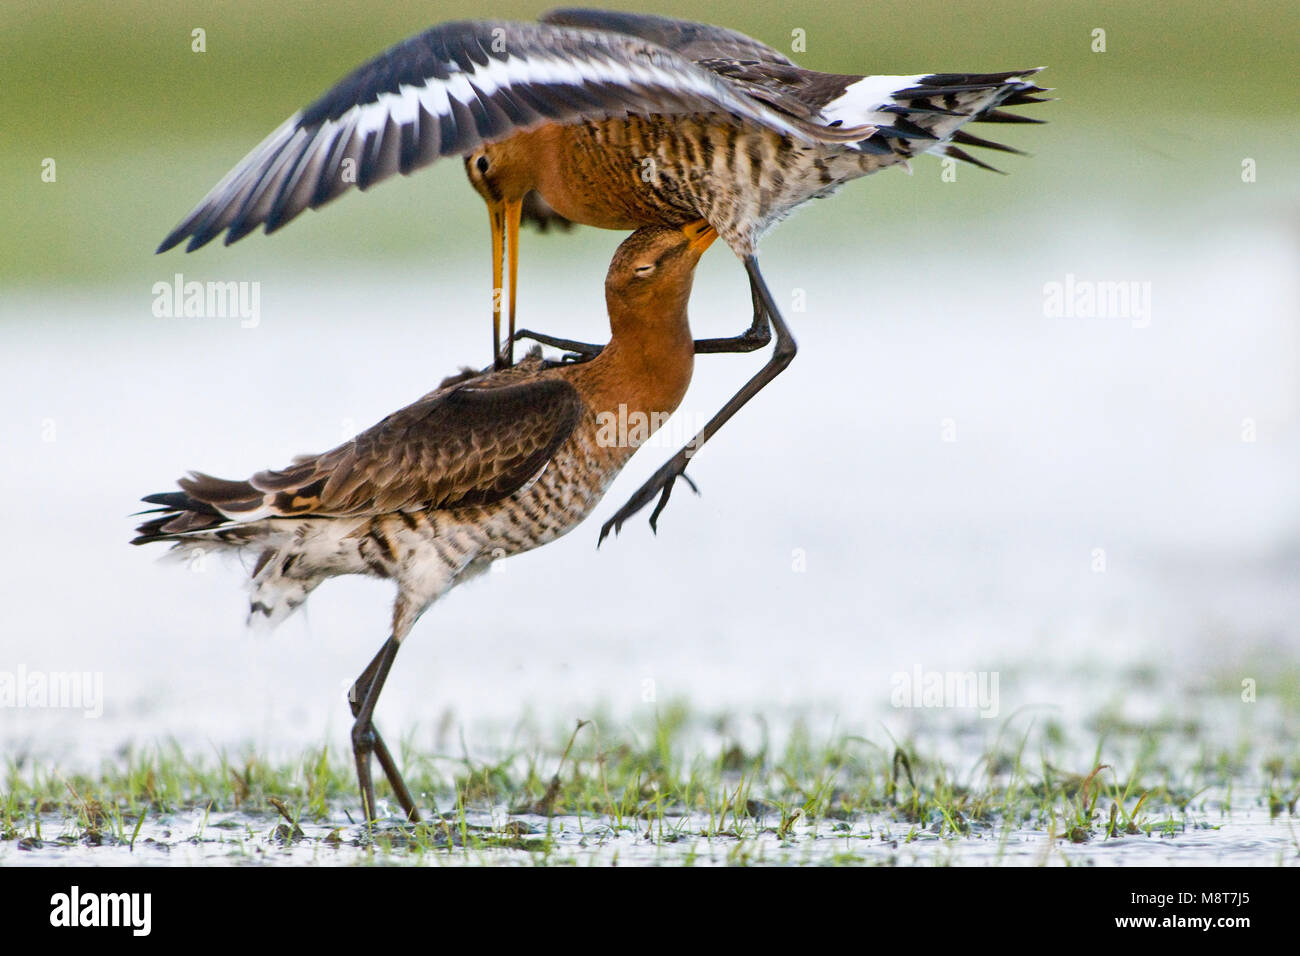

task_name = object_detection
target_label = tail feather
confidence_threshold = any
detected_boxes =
[132,488,233,543]
[132,483,326,628]
[973,108,1046,125]
[830,68,1048,173]
[942,145,1004,174]
[131,472,281,545]
[912,69,1042,88]
[1000,88,1055,107]
[950,129,1028,156]
[140,490,223,515]
[178,471,265,510]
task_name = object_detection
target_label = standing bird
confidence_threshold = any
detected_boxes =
[133,222,717,824]
[155,8,1047,536]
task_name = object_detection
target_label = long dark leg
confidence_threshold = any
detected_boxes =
[349,670,420,824]
[513,328,604,364]
[349,637,420,824]
[518,283,772,364]
[598,256,796,544]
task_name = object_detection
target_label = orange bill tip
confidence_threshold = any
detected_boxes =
[681,220,718,254]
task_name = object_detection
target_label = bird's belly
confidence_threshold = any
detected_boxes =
[316,429,624,614]
[538,117,862,254]
[537,118,695,230]
[470,436,621,557]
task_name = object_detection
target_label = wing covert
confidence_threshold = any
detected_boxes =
[179,376,585,519]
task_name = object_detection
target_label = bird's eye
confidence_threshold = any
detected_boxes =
[634,263,656,276]
[475,156,489,174]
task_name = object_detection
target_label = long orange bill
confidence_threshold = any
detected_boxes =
[488,202,506,370]
[504,197,522,369]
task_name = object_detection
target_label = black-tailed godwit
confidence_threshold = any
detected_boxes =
[133,222,717,823]
[154,9,1047,537]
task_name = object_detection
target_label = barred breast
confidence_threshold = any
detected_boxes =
[549,116,867,254]
[343,420,626,613]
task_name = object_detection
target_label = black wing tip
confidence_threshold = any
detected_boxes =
[172,226,224,253]
[222,221,260,246]
[156,233,184,255]
[265,201,307,235]
[159,219,220,253]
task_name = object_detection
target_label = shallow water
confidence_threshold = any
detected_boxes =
[6,789,1295,868]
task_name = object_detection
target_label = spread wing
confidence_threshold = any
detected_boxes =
[135,376,584,542]
[156,18,873,254]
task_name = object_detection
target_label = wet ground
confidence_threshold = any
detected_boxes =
[7,798,1294,867]
[4,658,1297,866]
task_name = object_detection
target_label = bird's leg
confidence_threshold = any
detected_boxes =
[520,225,770,362]
[349,636,420,825]
[513,328,605,363]
[693,281,772,354]
[517,286,767,361]
[598,256,796,544]
[348,673,420,824]
[489,202,506,371]
[519,297,771,360]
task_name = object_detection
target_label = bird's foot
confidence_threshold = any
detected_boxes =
[693,324,772,354]
[598,451,700,546]
[514,328,604,363]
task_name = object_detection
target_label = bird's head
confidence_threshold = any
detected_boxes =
[463,141,535,205]
[604,222,717,320]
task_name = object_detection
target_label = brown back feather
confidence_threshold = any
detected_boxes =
[190,374,587,519]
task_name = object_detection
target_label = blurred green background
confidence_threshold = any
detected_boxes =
[3,0,1296,286]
